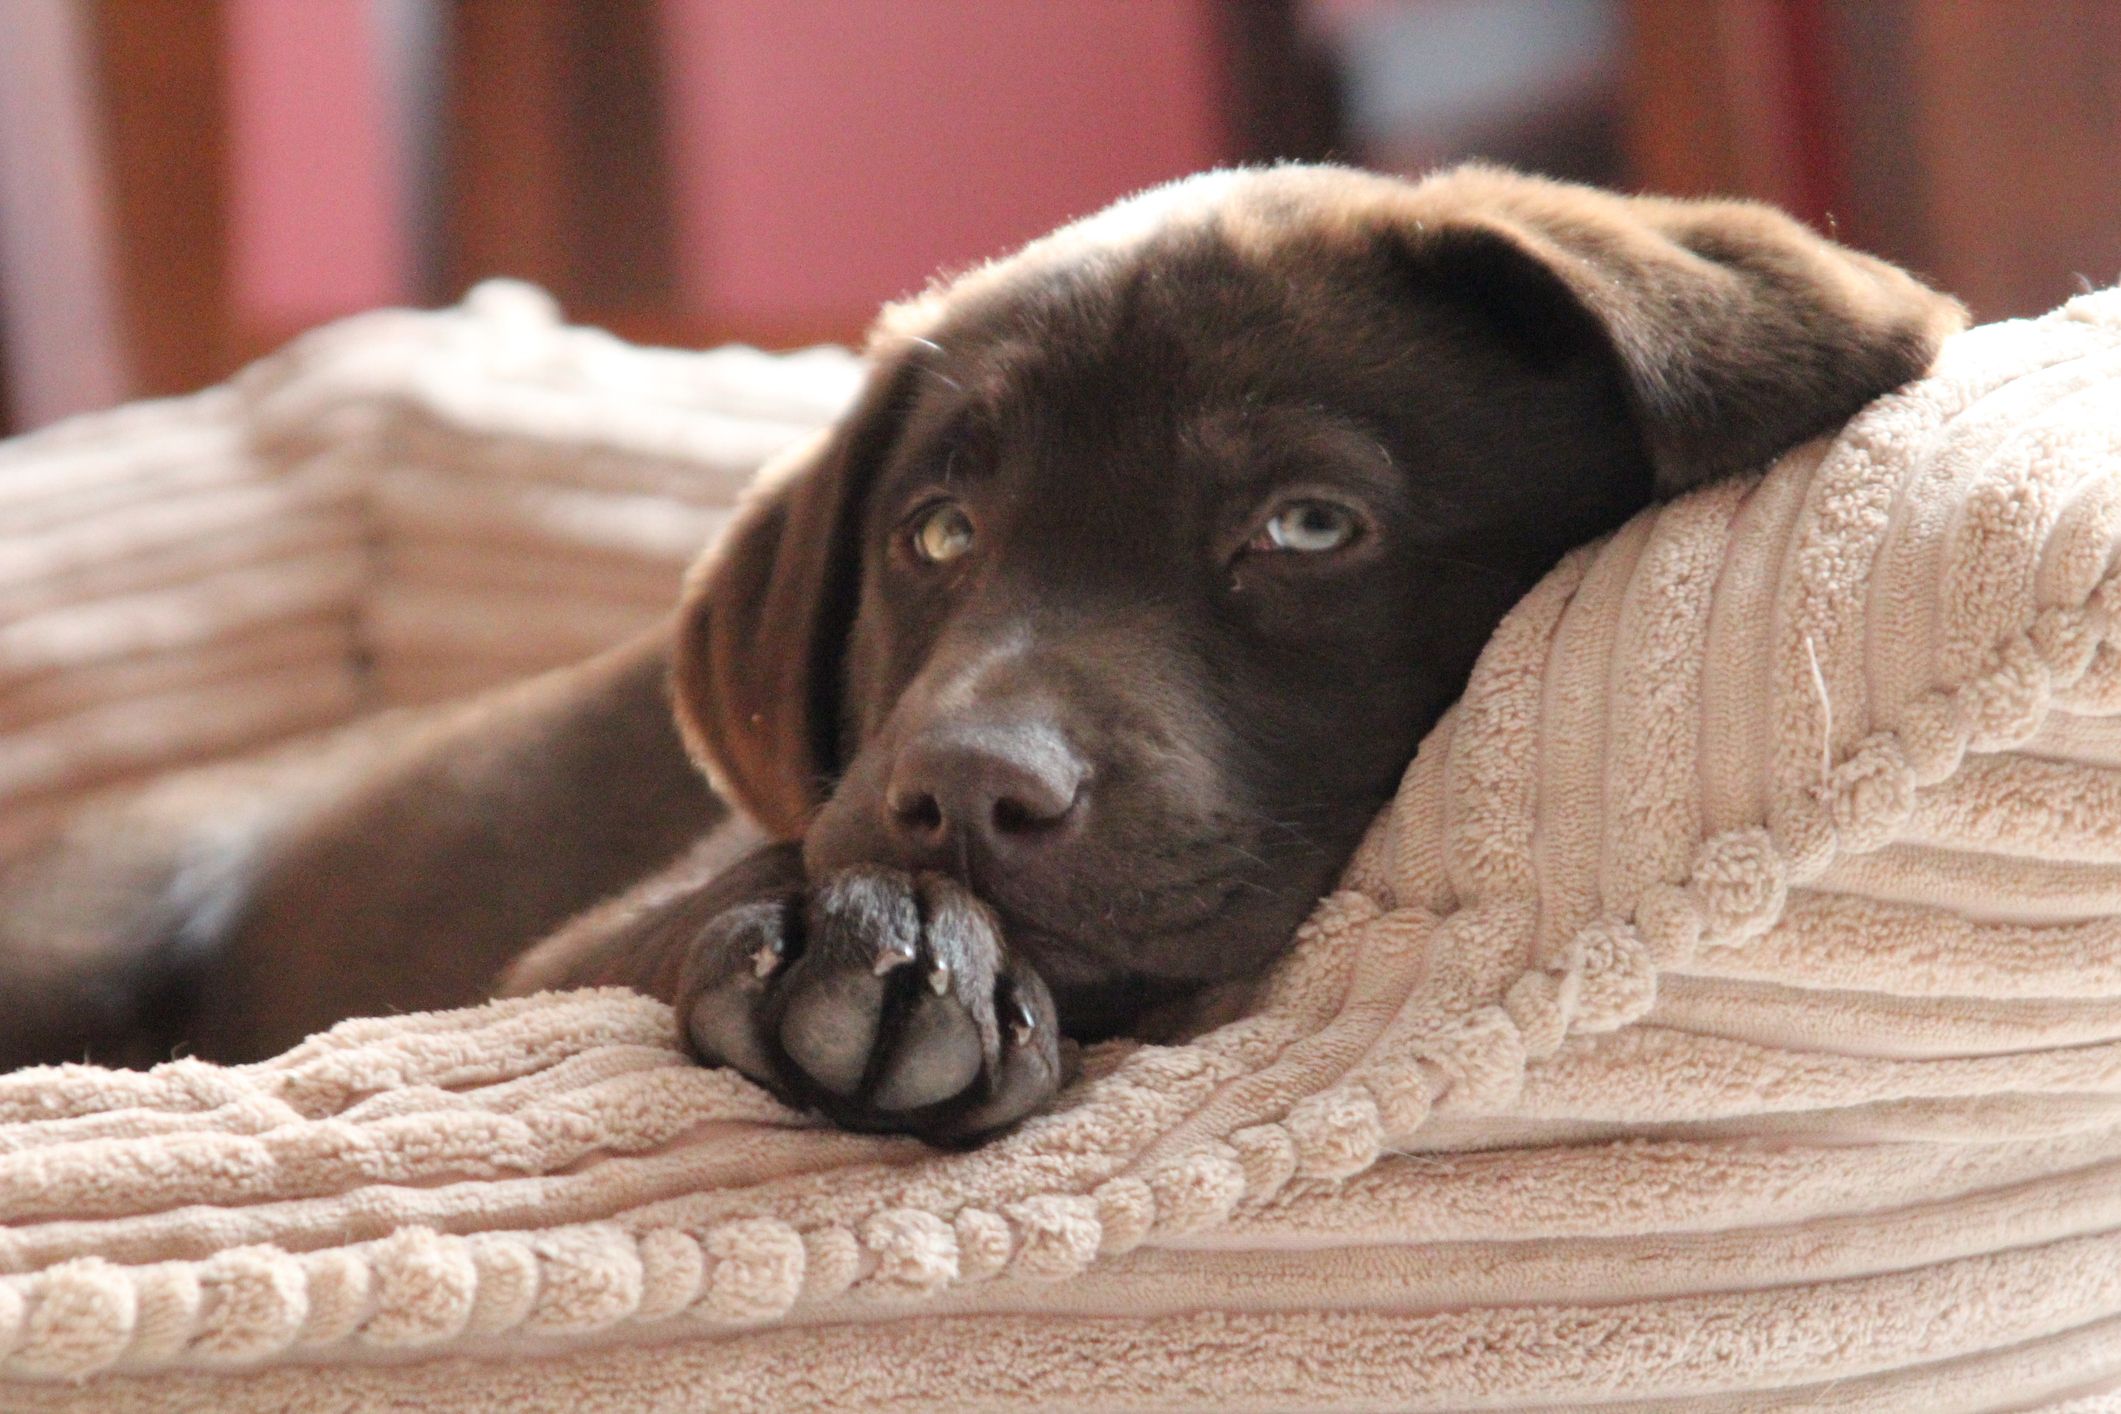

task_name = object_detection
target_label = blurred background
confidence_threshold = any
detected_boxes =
[3,0,2119,436]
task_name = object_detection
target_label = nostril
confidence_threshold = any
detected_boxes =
[991,788,1076,836]
[892,791,944,835]
[887,725,1087,851]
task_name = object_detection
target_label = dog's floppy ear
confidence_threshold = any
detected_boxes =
[670,351,917,840]
[1392,165,1968,492]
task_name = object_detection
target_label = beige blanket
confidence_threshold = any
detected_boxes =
[0,281,860,857]
[7,288,2121,1410]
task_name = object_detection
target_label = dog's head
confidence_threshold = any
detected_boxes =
[670,164,1962,1024]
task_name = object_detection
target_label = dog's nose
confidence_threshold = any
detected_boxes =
[885,721,1086,857]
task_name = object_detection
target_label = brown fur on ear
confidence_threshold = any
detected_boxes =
[670,352,917,840]
[1378,164,1969,492]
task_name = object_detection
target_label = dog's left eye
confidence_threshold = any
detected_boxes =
[910,501,976,563]
[1250,500,1361,555]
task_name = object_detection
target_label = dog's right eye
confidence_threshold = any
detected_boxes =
[1252,500,1361,555]
[910,501,976,564]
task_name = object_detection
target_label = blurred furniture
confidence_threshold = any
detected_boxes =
[0,281,859,857]
[0,0,1330,438]
[1623,0,2121,323]
[0,0,140,430]
[9,0,2120,438]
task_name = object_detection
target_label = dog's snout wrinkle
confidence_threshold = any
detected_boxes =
[885,720,1087,864]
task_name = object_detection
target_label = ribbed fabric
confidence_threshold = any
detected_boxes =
[5,290,2121,1409]
[0,280,860,858]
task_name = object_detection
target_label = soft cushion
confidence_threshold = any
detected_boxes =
[6,287,2121,1410]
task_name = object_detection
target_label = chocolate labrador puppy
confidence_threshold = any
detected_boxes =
[0,165,1963,1142]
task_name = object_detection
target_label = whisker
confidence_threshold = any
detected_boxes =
[1408,550,1524,583]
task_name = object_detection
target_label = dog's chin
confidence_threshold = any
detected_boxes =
[991,890,1307,1041]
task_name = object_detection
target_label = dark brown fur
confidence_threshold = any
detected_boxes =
[0,165,1962,1140]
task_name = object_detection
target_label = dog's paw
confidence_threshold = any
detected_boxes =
[676,866,1062,1142]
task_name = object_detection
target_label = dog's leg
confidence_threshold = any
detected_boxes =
[0,704,446,1068]
[172,627,719,1061]
[0,776,275,1070]
[0,626,705,1065]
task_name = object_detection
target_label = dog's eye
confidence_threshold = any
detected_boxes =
[911,501,976,564]
[1251,500,1361,555]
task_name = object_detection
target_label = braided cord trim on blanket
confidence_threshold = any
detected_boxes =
[6,293,2121,1384]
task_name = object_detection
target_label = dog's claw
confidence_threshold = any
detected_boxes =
[1005,987,1037,1047]
[873,937,918,976]
[750,939,784,980]
[927,960,952,996]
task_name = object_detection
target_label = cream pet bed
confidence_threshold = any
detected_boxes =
[6,285,2121,1411]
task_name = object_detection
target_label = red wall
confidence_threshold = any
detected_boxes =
[226,0,408,330]
[659,0,1226,333]
[225,0,1228,341]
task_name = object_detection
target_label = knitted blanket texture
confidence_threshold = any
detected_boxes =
[5,287,2121,1410]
